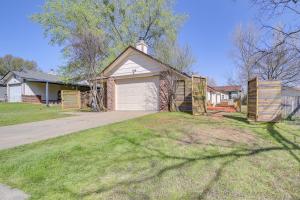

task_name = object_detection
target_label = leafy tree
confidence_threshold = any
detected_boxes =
[32,0,186,77]
[0,55,38,76]
[66,30,107,111]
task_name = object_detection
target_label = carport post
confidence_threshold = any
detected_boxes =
[46,82,49,106]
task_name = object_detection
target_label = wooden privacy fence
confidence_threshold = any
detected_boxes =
[192,76,207,115]
[247,77,282,122]
[175,80,192,112]
[282,96,300,119]
[61,90,81,110]
[174,76,207,115]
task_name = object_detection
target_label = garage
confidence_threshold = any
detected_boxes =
[115,76,159,111]
[9,84,22,102]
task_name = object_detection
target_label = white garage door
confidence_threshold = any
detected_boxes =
[9,84,22,102]
[116,76,159,111]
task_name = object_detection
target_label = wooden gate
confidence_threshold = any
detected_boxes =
[247,77,282,122]
[192,76,207,115]
[61,90,81,110]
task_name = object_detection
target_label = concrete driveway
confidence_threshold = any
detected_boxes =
[0,111,153,150]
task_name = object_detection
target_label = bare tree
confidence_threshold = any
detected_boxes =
[226,77,239,86]
[255,30,300,86]
[65,30,107,111]
[232,24,259,88]
[154,39,196,111]
[207,76,217,86]
[154,39,196,74]
[159,70,181,111]
[251,0,300,56]
[232,23,300,87]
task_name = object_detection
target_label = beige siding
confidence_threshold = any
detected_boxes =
[110,52,162,77]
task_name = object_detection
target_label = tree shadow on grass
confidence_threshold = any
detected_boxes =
[224,114,299,163]
[222,114,249,124]
[80,135,298,198]
[79,114,300,199]
[266,123,300,163]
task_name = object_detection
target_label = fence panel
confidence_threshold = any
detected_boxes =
[175,80,192,112]
[257,80,281,122]
[247,77,257,120]
[61,90,81,110]
[192,76,207,115]
[247,78,282,122]
[282,96,300,119]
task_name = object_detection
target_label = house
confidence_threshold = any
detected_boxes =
[207,85,242,106]
[0,70,89,104]
[0,76,6,102]
[282,86,300,96]
[213,85,241,100]
[207,85,221,106]
[99,40,192,111]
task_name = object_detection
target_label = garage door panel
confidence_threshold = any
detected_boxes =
[116,77,159,111]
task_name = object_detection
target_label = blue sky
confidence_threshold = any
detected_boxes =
[0,0,258,85]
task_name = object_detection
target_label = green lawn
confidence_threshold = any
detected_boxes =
[0,112,299,199]
[0,103,70,126]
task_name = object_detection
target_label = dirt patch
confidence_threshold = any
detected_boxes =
[179,126,259,147]
[207,111,226,120]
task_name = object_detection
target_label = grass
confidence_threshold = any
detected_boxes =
[0,103,70,126]
[0,112,299,199]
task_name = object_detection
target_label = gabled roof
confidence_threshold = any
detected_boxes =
[12,69,61,83]
[100,46,191,78]
[207,85,218,92]
[213,85,242,92]
[2,69,88,86]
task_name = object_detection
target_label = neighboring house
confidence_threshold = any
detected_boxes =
[282,86,300,96]
[99,40,192,111]
[213,85,242,100]
[1,70,89,104]
[282,86,300,119]
[0,76,7,102]
[207,85,242,106]
[207,85,221,106]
